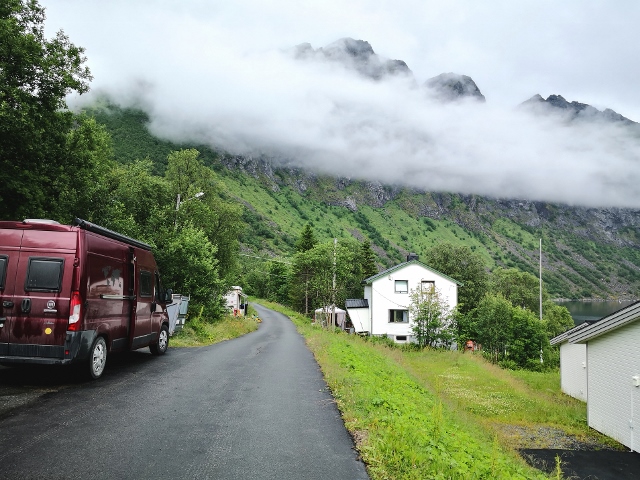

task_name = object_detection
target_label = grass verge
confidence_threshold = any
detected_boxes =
[255,299,552,479]
[170,306,260,347]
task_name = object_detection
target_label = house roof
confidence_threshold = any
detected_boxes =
[362,259,463,286]
[549,321,594,345]
[567,300,640,344]
[345,299,369,309]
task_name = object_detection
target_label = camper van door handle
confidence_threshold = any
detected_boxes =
[2,301,13,308]
[21,298,31,314]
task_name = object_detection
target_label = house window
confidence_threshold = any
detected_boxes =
[389,309,408,323]
[394,280,408,293]
[421,281,435,292]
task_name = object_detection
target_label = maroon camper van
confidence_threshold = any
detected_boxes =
[0,218,171,379]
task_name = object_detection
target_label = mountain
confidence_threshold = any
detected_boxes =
[87,103,640,301]
[293,38,413,81]
[424,73,486,102]
[521,94,637,125]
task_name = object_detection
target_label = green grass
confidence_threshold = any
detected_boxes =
[395,350,613,447]
[170,311,260,347]
[256,299,552,479]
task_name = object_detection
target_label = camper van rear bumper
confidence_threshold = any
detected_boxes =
[0,330,96,366]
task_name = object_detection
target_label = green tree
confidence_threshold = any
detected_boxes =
[359,239,378,279]
[469,293,551,369]
[542,300,574,339]
[289,239,362,316]
[424,243,489,315]
[409,286,454,348]
[153,225,224,317]
[265,260,290,304]
[0,0,93,219]
[295,223,317,252]
[471,293,513,362]
[94,159,172,238]
[164,149,243,281]
[507,307,549,370]
[490,267,549,315]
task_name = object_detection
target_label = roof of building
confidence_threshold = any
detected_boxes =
[549,321,594,345]
[566,300,640,344]
[345,299,369,309]
[362,259,463,286]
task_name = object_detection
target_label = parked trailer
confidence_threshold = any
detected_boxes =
[0,218,171,379]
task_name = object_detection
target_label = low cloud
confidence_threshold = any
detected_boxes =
[48,0,640,208]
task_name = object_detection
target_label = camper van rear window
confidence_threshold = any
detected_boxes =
[140,270,152,297]
[25,257,64,292]
[0,255,7,290]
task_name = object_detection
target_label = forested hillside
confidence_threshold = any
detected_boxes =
[88,101,640,300]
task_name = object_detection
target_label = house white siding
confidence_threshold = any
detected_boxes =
[559,342,587,402]
[369,263,458,341]
[586,321,640,452]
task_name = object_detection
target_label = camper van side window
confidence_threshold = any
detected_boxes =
[25,257,64,292]
[140,270,152,297]
[0,255,7,290]
[154,273,162,301]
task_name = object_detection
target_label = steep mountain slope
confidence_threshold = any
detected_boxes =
[88,103,640,300]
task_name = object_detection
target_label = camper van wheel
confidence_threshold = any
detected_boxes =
[89,337,107,379]
[150,325,169,355]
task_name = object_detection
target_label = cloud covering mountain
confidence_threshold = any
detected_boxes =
[41,0,640,208]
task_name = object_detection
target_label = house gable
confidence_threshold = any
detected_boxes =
[362,260,463,287]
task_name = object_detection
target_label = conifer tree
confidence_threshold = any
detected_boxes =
[295,223,317,252]
[359,239,378,279]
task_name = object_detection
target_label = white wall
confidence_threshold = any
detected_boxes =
[586,321,640,452]
[369,263,458,341]
[559,342,587,402]
[346,308,370,333]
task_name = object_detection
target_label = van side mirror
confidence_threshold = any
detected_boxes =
[163,288,173,303]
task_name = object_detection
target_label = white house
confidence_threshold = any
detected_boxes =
[224,286,247,315]
[345,256,461,343]
[563,300,640,452]
[549,322,593,402]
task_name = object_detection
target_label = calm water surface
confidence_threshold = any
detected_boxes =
[555,299,637,325]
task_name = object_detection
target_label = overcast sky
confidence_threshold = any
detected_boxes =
[41,0,640,208]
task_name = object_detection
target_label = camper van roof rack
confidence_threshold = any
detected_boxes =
[73,218,152,251]
[23,219,62,225]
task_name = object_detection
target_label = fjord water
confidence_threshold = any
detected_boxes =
[557,300,636,325]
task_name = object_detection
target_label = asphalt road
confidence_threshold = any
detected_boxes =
[0,304,369,480]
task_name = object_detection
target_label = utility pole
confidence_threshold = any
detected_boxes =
[332,238,337,329]
[539,238,542,321]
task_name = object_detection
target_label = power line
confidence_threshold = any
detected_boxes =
[239,253,292,264]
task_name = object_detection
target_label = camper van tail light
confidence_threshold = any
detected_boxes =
[68,291,82,331]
